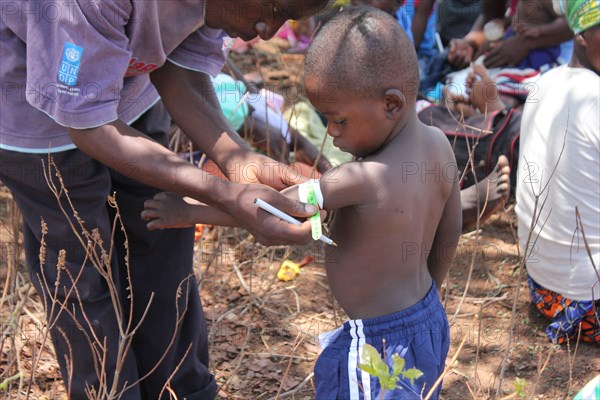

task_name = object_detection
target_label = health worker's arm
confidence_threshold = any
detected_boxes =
[67,117,315,245]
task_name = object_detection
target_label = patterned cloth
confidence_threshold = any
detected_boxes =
[527,275,600,344]
[559,0,600,34]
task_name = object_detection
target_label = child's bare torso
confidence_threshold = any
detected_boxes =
[325,123,455,319]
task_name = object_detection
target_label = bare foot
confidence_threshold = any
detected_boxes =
[461,155,510,230]
[141,192,200,230]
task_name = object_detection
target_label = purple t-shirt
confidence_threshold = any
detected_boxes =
[0,0,227,153]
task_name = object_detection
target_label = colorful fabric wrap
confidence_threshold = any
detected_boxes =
[559,0,600,34]
[527,275,600,344]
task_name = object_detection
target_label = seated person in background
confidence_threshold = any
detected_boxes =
[275,18,316,53]
[448,0,573,69]
[516,0,600,344]
[437,0,482,48]
[352,0,437,56]
[397,0,438,58]
[199,60,332,176]
[444,63,515,116]
[437,62,513,229]
[143,8,461,399]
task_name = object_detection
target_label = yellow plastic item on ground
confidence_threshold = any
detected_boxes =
[276,256,315,282]
[277,259,302,281]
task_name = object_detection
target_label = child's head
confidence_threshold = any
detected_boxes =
[305,6,418,101]
[303,7,419,157]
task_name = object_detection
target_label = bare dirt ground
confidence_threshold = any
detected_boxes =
[1,43,597,400]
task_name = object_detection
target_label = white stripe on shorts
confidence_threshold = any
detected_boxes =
[356,320,371,400]
[348,320,360,400]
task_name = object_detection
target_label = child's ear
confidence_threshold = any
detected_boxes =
[383,88,406,119]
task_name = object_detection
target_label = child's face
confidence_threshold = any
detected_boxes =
[306,83,395,158]
[205,0,326,41]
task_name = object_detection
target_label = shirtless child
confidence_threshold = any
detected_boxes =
[143,7,461,399]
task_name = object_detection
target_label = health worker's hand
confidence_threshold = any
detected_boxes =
[226,182,317,245]
[226,152,311,189]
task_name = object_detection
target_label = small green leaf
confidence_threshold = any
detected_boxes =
[358,363,378,377]
[513,378,527,398]
[360,344,389,378]
[391,354,405,378]
[402,367,424,385]
[381,375,399,391]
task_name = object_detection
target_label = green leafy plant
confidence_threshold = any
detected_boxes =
[358,342,423,399]
[513,378,527,398]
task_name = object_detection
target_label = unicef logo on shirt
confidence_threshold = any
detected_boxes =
[65,47,81,63]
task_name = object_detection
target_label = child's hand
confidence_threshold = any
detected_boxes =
[142,192,199,230]
[232,183,316,245]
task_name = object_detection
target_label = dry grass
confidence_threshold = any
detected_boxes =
[1,185,598,399]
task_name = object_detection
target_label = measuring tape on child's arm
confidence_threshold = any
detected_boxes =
[298,179,324,241]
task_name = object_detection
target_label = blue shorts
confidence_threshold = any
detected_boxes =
[315,284,449,400]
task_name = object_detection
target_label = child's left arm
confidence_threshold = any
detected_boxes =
[427,175,462,290]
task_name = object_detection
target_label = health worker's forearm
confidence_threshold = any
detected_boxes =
[68,121,238,213]
[151,61,256,179]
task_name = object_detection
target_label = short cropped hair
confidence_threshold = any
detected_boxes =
[305,6,419,99]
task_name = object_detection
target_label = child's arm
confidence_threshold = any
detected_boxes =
[281,161,374,211]
[427,173,462,290]
[142,192,240,230]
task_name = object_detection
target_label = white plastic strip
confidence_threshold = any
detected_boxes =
[298,179,323,208]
